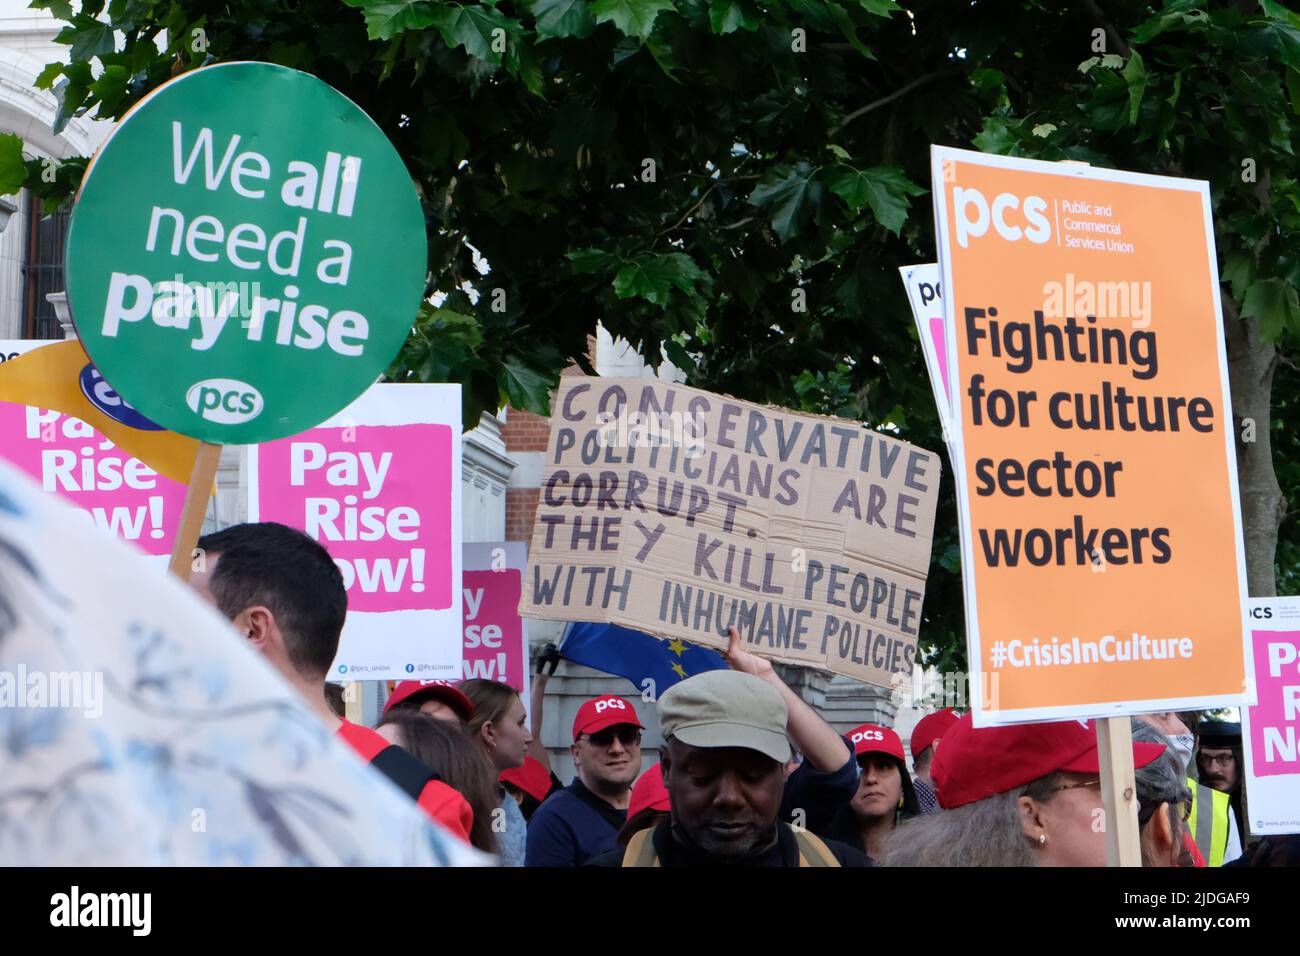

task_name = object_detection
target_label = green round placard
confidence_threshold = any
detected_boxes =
[65,61,427,444]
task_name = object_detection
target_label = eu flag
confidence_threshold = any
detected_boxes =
[559,622,728,691]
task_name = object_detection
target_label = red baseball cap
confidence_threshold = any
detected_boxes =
[933,714,1166,809]
[384,680,475,722]
[572,695,643,741]
[628,764,671,818]
[910,708,960,759]
[500,756,553,803]
[847,723,906,762]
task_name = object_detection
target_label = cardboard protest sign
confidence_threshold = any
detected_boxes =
[0,340,188,559]
[519,378,942,688]
[64,62,427,446]
[463,543,529,698]
[249,384,462,681]
[899,263,952,433]
[931,146,1251,725]
[1242,597,1300,835]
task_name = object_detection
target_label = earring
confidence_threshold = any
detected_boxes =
[898,796,905,809]
[1038,833,1047,846]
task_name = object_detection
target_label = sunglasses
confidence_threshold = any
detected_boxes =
[584,727,642,748]
[1047,778,1101,795]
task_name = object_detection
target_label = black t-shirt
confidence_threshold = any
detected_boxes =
[585,819,870,867]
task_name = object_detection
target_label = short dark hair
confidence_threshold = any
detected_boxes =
[198,522,347,681]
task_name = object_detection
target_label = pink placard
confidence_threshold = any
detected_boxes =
[256,423,454,612]
[1249,629,1300,777]
[0,403,187,555]
[462,568,525,689]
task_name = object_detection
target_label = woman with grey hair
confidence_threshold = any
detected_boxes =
[881,713,1166,866]
[1131,719,1193,867]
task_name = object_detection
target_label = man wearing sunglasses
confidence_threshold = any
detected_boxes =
[525,695,645,866]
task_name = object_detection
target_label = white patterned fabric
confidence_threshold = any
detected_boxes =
[0,459,487,866]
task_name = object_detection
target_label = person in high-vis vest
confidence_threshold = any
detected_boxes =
[1196,719,1246,856]
[587,670,868,867]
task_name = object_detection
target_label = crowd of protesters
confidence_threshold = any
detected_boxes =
[191,521,1297,868]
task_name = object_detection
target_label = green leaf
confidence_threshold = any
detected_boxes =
[30,0,74,21]
[1167,71,1182,108]
[33,62,63,91]
[854,0,900,15]
[55,14,116,61]
[664,337,697,371]
[613,253,705,306]
[1263,0,1300,29]
[708,0,760,34]
[431,3,523,64]
[748,162,823,243]
[1031,122,1057,138]
[525,0,596,39]
[1130,3,1209,43]
[341,0,437,42]
[824,164,924,235]
[1242,278,1300,341]
[0,133,27,196]
[589,0,676,41]
[499,356,554,414]
[826,1,876,59]
[1222,252,1254,302]
[972,115,1024,154]
[1287,67,1300,114]
[1099,53,1124,69]
[568,247,620,274]
[645,32,683,79]
[785,0,838,32]
[1122,50,1146,126]
[89,64,131,117]
[1078,56,1100,74]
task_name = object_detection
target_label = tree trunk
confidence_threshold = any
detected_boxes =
[1222,297,1286,596]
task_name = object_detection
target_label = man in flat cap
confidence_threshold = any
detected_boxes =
[589,670,867,867]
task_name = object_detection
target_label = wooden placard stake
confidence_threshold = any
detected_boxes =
[167,441,223,581]
[1098,715,1143,866]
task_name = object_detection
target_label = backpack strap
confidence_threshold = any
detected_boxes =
[793,829,842,868]
[622,827,661,867]
[369,744,442,802]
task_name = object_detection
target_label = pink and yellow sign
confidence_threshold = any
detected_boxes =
[0,340,188,558]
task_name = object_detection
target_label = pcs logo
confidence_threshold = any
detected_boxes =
[186,378,264,424]
[952,186,1052,248]
[1249,606,1273,620]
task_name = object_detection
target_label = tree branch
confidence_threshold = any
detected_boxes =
[833,68,963,134]
[1078,0,1131,59]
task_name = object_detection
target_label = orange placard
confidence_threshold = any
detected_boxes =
[931,147,1252,725]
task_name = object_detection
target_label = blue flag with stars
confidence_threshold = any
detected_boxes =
[559,622,728,691]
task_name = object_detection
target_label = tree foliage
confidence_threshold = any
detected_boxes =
[7,0,1298,670]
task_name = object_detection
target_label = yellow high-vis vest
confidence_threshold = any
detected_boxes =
[1186,777,1231,867]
